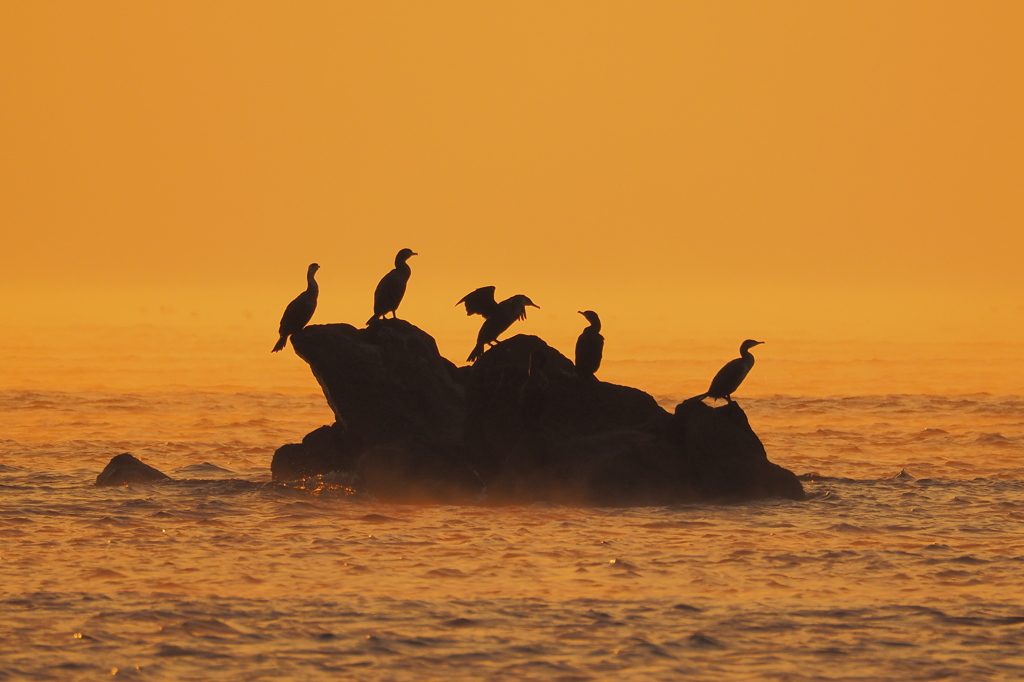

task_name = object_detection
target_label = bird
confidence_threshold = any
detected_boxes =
[457,286,539,362]
[574,310,604,379]
[367,248,417,325]
[272,263,320,353]
[699,339,764,402]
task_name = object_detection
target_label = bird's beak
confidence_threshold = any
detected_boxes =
[577,310,584,315]
[412,252,419,256]
[756,340,765,346]
[530,303,540,309]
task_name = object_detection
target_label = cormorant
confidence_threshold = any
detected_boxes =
[457,286,539,362]
[272,263,320,353]
[574,310,604,379]
[367,248,417,325]
[699,339,764,402]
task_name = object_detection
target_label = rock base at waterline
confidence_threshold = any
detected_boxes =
[272,320,803,505]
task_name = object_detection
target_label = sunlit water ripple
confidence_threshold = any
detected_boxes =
[2,390,1024,680]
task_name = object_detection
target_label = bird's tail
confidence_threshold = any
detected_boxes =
[272,335,288,353]
[467,343,484,363]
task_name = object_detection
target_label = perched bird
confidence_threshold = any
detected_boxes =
[457,286,539,362]
[272,263,320,353]
[367,248,417,325]
[574,310,604,379]
[699,339,764,402]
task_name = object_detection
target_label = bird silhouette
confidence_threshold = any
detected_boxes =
[574,310,604,379]
[367,248,417,325]
[699,339,764,402]
[457,286,539,362]
[272,263,319,353]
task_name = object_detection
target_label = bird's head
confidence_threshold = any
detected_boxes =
[740,339,764,353]
[396,248,418,264]
[308,263,320,274]
[513,295,539,309]
[578,310,601,326]
[510,295,539,321]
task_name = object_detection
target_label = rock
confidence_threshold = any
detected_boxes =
[173,462,234,476]
[461,334,678,503]
[96,453,171,486]
[672,398,804,501]
[272,320,804,505]
[355,439,480,503]
[542,430,685,505]
[272,320,474,491]
[290,321,464,447]
[271,424,355,482]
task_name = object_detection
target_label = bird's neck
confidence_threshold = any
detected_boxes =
[740,347,754,363]
[589,320,602,334]
[306,271,319,294]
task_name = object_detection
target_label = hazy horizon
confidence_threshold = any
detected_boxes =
[4,319,1024,398]
[3,3,1023,384]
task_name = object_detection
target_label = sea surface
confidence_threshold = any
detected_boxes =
[3,385,1024,681]
[3,325,1024,679]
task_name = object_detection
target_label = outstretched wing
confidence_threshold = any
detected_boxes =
[457,286,499,318]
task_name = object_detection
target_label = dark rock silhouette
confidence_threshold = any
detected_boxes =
[672,397,805,501]
[96,453,171,486]
[461,334,677,502]
[272,320,803,505]
[288,321,464,447]
[271,424,355,482]
[275,320,475,500]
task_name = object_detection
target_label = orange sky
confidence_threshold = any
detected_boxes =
[2,3,1024,381]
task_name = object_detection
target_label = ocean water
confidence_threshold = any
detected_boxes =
[3,325,1024,679]
[3,386,1024,680]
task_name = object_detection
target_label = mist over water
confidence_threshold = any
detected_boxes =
[3,327,1024,679]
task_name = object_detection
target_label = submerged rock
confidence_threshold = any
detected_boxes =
[272,319,803,504]
[96,453,171,486]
